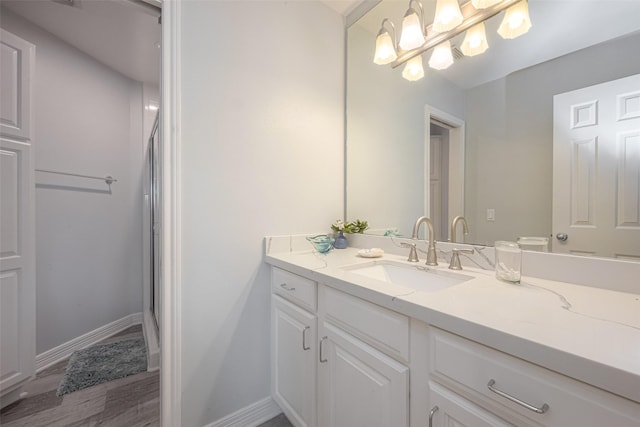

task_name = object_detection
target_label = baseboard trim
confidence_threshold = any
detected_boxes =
[142,309,160,372]
[206,397,282,427]
[35,312,143,372]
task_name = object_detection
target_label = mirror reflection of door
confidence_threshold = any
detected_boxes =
[430,126,449,241]
[553,74,640,260]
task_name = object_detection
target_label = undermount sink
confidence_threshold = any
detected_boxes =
[342,260,473,292]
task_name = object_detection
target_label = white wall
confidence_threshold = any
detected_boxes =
[1,8,144,354]
[346,24,466,237]
[465,31,640,245]
[179,1,344,425]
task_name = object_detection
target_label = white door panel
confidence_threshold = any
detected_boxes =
[553,74,640,259]
[0,30,33,141]
[0,29,35,407]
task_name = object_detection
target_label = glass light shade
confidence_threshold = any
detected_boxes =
[402,55,425,81]
[373,31,397,65]
[428,40,454,70]
[471,0,501,9]
[399,10,426,50]
[461,22,489,56]
[498,0,532,39]
[432,0,464,33]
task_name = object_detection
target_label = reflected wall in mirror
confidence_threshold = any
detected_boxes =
[346,0,640,259]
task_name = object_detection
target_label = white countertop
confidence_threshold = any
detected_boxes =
[265,246,640,404]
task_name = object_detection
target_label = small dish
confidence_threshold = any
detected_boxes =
[306,234,334,253]
[357,248,384,258]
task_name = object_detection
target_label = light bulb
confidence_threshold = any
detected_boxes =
[471,0,501,9]
[428,40,454,70]
[402,55,425,81]
[373,31,397,65]
[461,22,489,56]
[498,0,532,39]
[433,0,463,33]
[399,9,425,50]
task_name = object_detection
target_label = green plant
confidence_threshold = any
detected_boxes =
[331,219,369,234]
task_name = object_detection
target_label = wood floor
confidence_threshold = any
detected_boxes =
[0,325,159,427]
[1,324,292,427]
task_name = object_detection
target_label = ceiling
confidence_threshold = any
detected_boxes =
[352,0,640,89]
[2,0,360,86]
[321,0,364,15]
[2,0,161,85]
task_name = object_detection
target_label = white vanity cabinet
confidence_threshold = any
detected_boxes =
[271,267,415,427]
[317,285,409,427]
[428,328,640,427]
[271,268,318,427]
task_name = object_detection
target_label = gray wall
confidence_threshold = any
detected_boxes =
[179,2,344,426]
[1,9,144,354]
[464,31,640,245]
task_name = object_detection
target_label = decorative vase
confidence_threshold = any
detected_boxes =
[334,231,348,249]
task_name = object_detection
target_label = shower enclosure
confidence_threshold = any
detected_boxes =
[143,110,161,370]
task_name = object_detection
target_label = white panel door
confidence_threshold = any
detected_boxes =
[318,322,408,427]
[0,29,35,407]
[0,30,34,141]
[553,74,640,259]
[272,295,317,427]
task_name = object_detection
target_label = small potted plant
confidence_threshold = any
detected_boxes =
[331,219,369,249]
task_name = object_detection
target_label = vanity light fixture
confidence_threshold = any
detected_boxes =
[433,0,464,33]
[460,22,489,56]
[373,18,398,65]
[399,0,426,51]
[402,55,425,81]
[497,0,532,39]
[374,0,532,82]
[429,41,454,70]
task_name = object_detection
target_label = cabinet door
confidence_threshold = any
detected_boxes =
[429,382,515,427]
[272,295,317,427]
[318,322,408,427]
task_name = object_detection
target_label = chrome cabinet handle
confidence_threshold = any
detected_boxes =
[280,283,295,291]
[556,233,568,242]
[428,406,438,427]
[319,336,328,363]
[487,379,549,414]
[302,326,310,351]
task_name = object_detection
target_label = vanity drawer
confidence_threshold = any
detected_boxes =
[320,285,409,363]
[430,328,640,427]
[272,267,316,312]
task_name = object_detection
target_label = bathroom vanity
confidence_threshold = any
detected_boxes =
[266,235,640,427]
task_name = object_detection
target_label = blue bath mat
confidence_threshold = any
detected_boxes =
[56,337,147,396]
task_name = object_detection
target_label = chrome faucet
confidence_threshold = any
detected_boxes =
[449,215,469,243]
[411,216,438,266]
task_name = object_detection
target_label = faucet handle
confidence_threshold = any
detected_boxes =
[449,248,474,270]
[400,242,419,263]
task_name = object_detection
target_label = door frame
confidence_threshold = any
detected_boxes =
[424,105,465,240]
[160,0,182,425]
